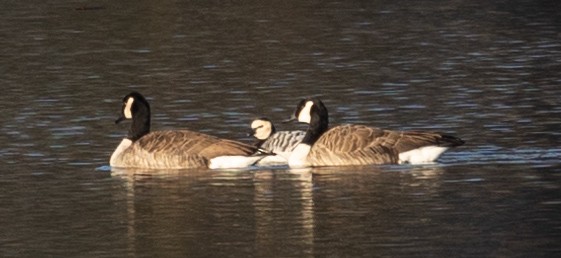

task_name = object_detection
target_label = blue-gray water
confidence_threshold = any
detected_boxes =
[1,0,560,257]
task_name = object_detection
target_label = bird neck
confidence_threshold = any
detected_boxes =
[127,106,150,141]
[254,139,266,149]
[301,111,328,145]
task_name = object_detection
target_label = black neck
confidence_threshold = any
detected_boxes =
[253,139,265,150]
[301,104,329,145]
[127,103,150,141]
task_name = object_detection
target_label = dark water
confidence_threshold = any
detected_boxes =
[1,0,561,257]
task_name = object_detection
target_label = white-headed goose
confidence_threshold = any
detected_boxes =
[110,92,266,169]
[286,97,465,168]
[250,118,305,164]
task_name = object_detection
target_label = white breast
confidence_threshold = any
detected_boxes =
[288,144,312,168]
[110,139,133,167]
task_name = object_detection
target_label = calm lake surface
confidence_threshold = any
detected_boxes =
[1,0,561,257]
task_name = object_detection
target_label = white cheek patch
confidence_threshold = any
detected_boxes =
[251,120,273,140]
[124,97,134,119]
[297,101,314,124]
[254,126,270,140]
[250,120,261,130]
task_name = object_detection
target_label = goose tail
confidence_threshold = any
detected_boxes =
[438,134,465,147]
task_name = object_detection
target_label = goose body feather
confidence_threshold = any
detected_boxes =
[111,130,260,169]
[304,124,460,166]
[250,118,305,166]
[259,130,305,158]
[287,98,465,168]
[110,92,265,170]
[254,130,305,166]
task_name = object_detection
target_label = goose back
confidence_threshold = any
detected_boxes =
[259,130,306,154]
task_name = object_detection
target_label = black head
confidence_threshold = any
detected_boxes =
[289,97,329,145]
[115,91,150,124]
[115,91,151,141]
[291,97,328,125]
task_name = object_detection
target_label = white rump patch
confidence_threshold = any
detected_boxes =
[288,144,312,168]
[297,101,314,124]
[124,97,134,119]
[398,146,449,164]
[209,155,265,169]
[110,138,132,167]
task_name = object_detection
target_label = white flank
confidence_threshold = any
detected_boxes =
[398,146,449,164]
[274,151,292,160]
[288,144,312,168]
[110,138,132,167]
[255,155,290,166]
[297,101,314,124]
[124,97,134,119]
[208,155,265,169]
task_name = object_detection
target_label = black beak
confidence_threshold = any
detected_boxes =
[247,128,257,137]
[282,115,297,123]
[115,115,126,124]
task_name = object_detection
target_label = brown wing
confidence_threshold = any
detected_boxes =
[308,125,399,165]
[136,130,258,158]
[307,124,464,166]
[385,131,464,153]
[318,125,462,152]
[311,125,387,151]
[114,130,258,169]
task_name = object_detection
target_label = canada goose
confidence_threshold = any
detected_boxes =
[250,118,305,165]
[286,97,465,168]
[110,92,266,169]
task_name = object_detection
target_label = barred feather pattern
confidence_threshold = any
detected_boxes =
[111,130,257,169]
[259,130,306,154]
[306,124,462,166]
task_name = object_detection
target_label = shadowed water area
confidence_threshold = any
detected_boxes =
[1,0,560,257]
